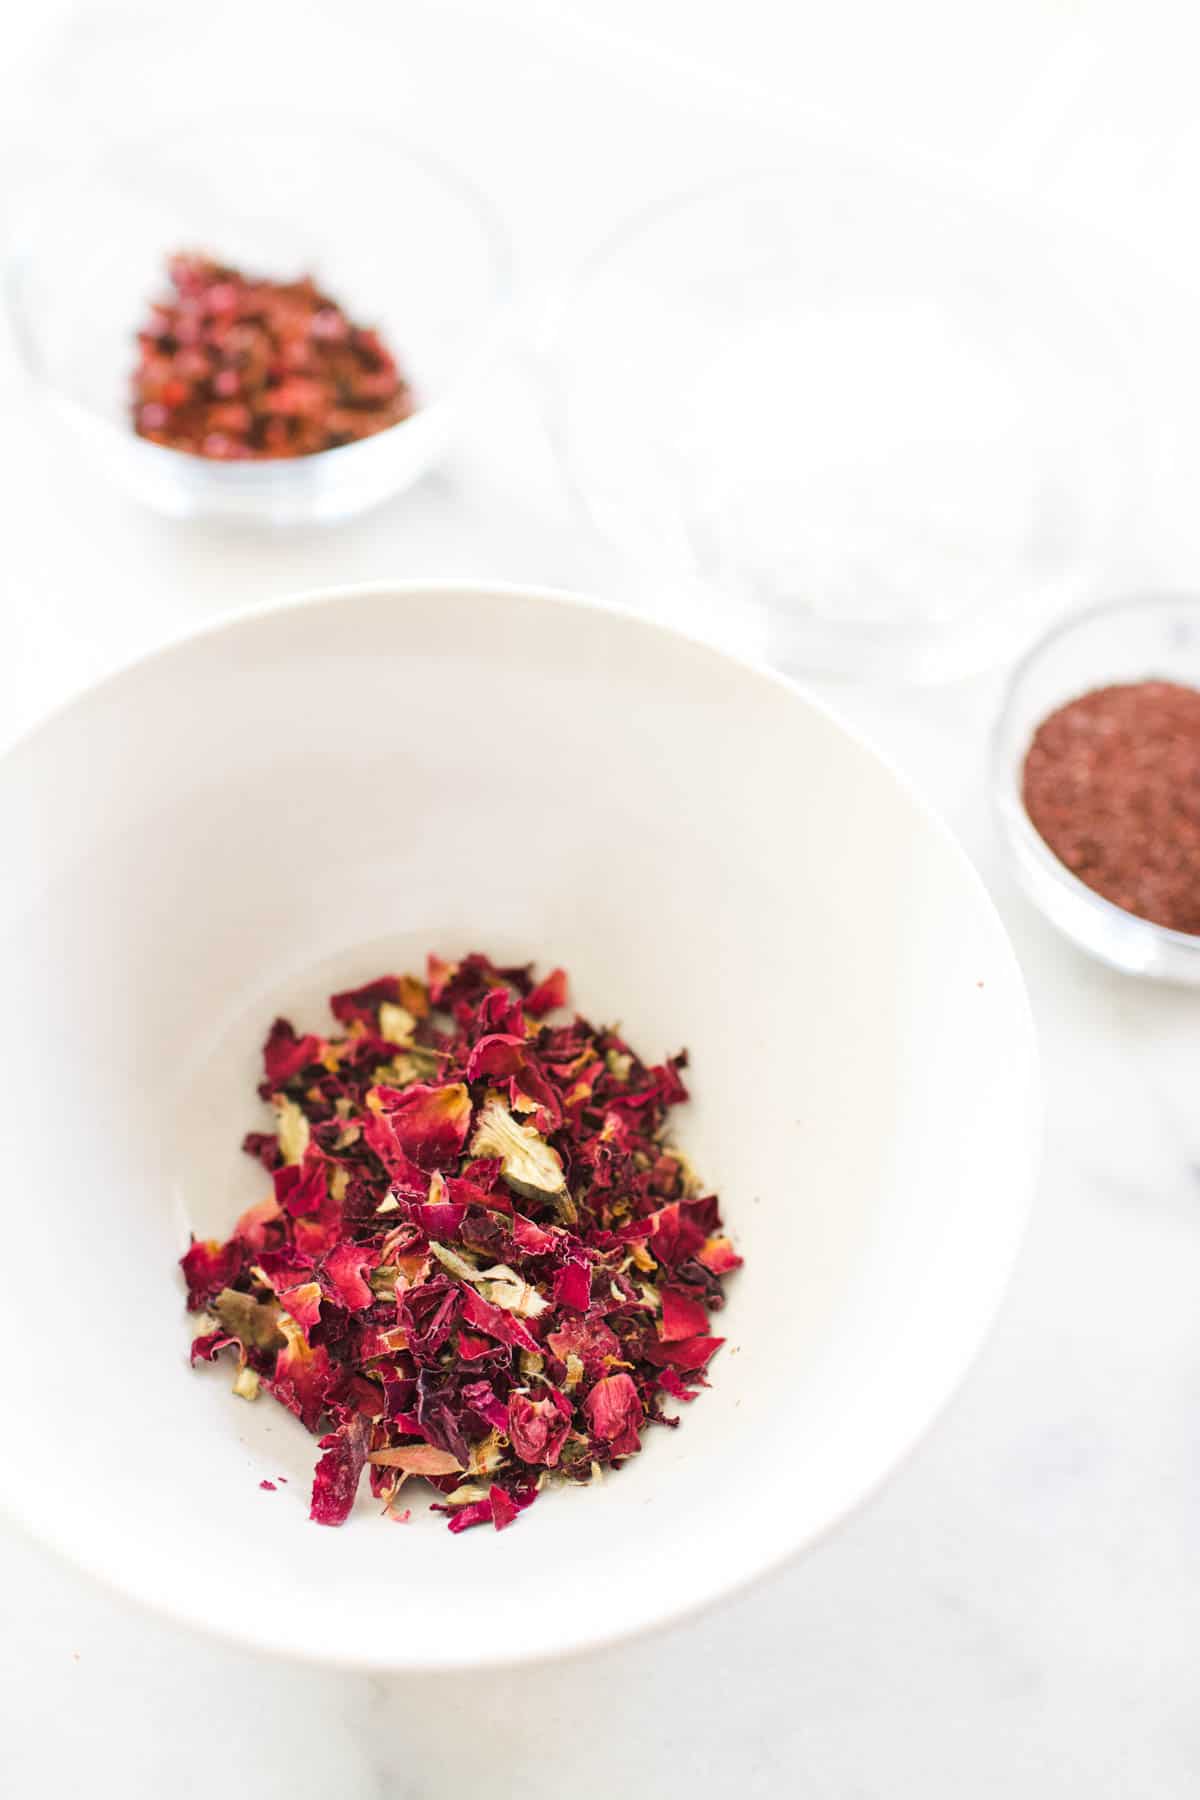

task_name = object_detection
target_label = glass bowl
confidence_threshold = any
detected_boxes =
[992,594,1200,982]
[5,111,510,525]
[540,162,1139,681]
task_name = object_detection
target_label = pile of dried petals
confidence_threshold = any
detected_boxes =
[181,954,741,1533]
[132,252,414,459]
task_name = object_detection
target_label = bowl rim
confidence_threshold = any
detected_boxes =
[0,577,1041,1669]
[3,105,513,479]
[990,590,1200,967]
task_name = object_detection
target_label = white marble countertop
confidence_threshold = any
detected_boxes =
[3,5,1200,1795]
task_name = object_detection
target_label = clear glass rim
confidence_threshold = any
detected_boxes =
[536,158,1143,659]
[991,591,1200,963]
[3,103,513,481]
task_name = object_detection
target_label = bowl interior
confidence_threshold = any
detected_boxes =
[10,115,505,434]
[0,583,1037,1667]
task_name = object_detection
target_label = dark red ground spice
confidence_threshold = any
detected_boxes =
[1022,679,1200,933]
[132,252,414,459]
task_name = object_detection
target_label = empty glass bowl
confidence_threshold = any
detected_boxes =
[993,594,1200,982]
[541,162,1139,680]
[5,111,510,524]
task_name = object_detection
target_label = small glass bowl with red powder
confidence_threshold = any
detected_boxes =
[5,112,509,524]
[993,594,1200,982]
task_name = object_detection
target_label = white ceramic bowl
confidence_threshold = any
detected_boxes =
[0,582,1038,1669]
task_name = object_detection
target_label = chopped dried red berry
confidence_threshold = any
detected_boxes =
[179,955,740,1534]
[132,253,415,460]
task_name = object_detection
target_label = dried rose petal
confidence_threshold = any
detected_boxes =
[190,1328,234,1364]
[647,1333,725,1373]
[263,1017,324,1088]
[546,1313,622,1378]
[254,1246,313,1290]
[397,1275,461,1364]
[310,1414,370,1526]
[278,1281,322,1330]
[268,1324,334,1432]
[525,967,567,1017]
[457,1285,541,1355]
[584,1373,644,1457]
[234,1193,282,1252]
[330,976,405,1030]
[180,1237,242,1310]
[659,1287,711,1343]
[273,1151,327,1217]
[510,1213,560,1255]
[318,1242,376,1311]
[462,1379,509,1432]
[413,1200,468,1238]
[179,953,741,1538]
[242,1131,282,1171]
[444,1496,495,1534]
[507,1388,572,1466]
[697,1235,743,1275]
[465,1034,526,1081]
[656,1366,702,1403]
[489,1485,520,1530]
[647,1202,707,1269]
[367,1082,471,1171]
[552,1257,592,1313]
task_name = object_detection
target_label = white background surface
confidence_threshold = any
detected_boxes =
[3,3,1200,1794]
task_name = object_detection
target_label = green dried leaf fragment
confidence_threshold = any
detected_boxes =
[477,1264,550,1319]
[379,1045,447,1088]
[213,1287,286,1355]
[429,1245,549,1319]
[470,1097,575,1220]
[429,1241,481,1283]
[441,1483,492,1507]
[369,1264,399,1301]
[467,1432,507,1477]
[377,1002,417,1046]
[666,1146,704,1197]
[273,1095,310,1167]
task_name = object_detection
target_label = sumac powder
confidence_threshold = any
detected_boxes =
[132,252,414,459]
[1022,679,1200,933]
